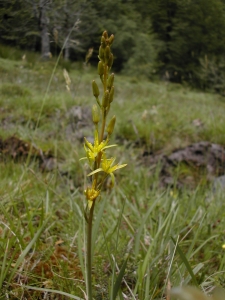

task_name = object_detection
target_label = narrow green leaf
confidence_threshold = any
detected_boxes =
[110,199,126,300]
[0,239,10,289]
[78,223,85,279]
[171,237,198,286]
[184,262,204,285]
[23,286,84,300]
[112,257,129,300]
[141,211,172,276]
[92,197,107,258]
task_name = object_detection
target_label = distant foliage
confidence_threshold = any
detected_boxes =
[122,33,157,79]
[0,0,38,49]
[1,0,225,90]
[148,0,225,87]
[198,55,225,95]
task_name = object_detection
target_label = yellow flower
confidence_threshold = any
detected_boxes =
[222,244,225,249]
[84,187,100,209]
[88,155,127,186]
[81,130,116,165]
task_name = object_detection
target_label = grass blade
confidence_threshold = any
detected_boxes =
[112,256,129,300]
[23,285,84,300]
[171,236,198,286]
[91,197,107,258]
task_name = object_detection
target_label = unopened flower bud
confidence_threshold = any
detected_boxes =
[108,53,113,69]
[104,46,110,64]
[99,45,105,61]
[92,104,100,124]
[92,80,99,98]
[107,115,116,135]
[109,86,114,103]
[98,61,104,75]
[101,35,106,48]
[103,30,108,39]
[102,90,109,108]
[107,73,114,90]
[108,34,114,45]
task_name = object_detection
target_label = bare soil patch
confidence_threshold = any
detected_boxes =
[0,136,56,171]
[142,141,225,188]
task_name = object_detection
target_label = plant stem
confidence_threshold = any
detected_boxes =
[100,115,106,143]
[87,200,95,300]
[99,64,108,143]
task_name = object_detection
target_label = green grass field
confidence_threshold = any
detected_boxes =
[1,46,225,299]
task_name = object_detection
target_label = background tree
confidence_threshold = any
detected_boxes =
[38,0,51,59]
[1,0,225,91]
[51,0,98,61]
[0,0,38,50]
[148,0,225,84]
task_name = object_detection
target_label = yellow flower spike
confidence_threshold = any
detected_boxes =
[80,31,127,300]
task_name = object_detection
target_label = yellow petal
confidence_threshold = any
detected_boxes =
[110,163,127,173]
[88,200,93,209]
[88,168,103,176]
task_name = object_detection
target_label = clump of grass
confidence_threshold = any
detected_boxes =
[0,83,31,98]
[0,44,25,61]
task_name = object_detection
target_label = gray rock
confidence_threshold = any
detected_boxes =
[213,175,225,193]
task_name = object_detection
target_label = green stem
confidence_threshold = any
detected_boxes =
[99,64,108,143]
[104,65,108,92]
[99,114,106,143]
[87,200,95,300]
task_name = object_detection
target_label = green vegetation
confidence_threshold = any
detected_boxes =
[1,41,225,299]
[2,0,225,92]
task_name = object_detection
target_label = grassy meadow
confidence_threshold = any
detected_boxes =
[1,45,225,299]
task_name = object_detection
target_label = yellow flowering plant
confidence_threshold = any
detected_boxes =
[80,30,127,299]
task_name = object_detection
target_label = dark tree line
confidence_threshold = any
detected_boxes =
[1,0,225,91]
